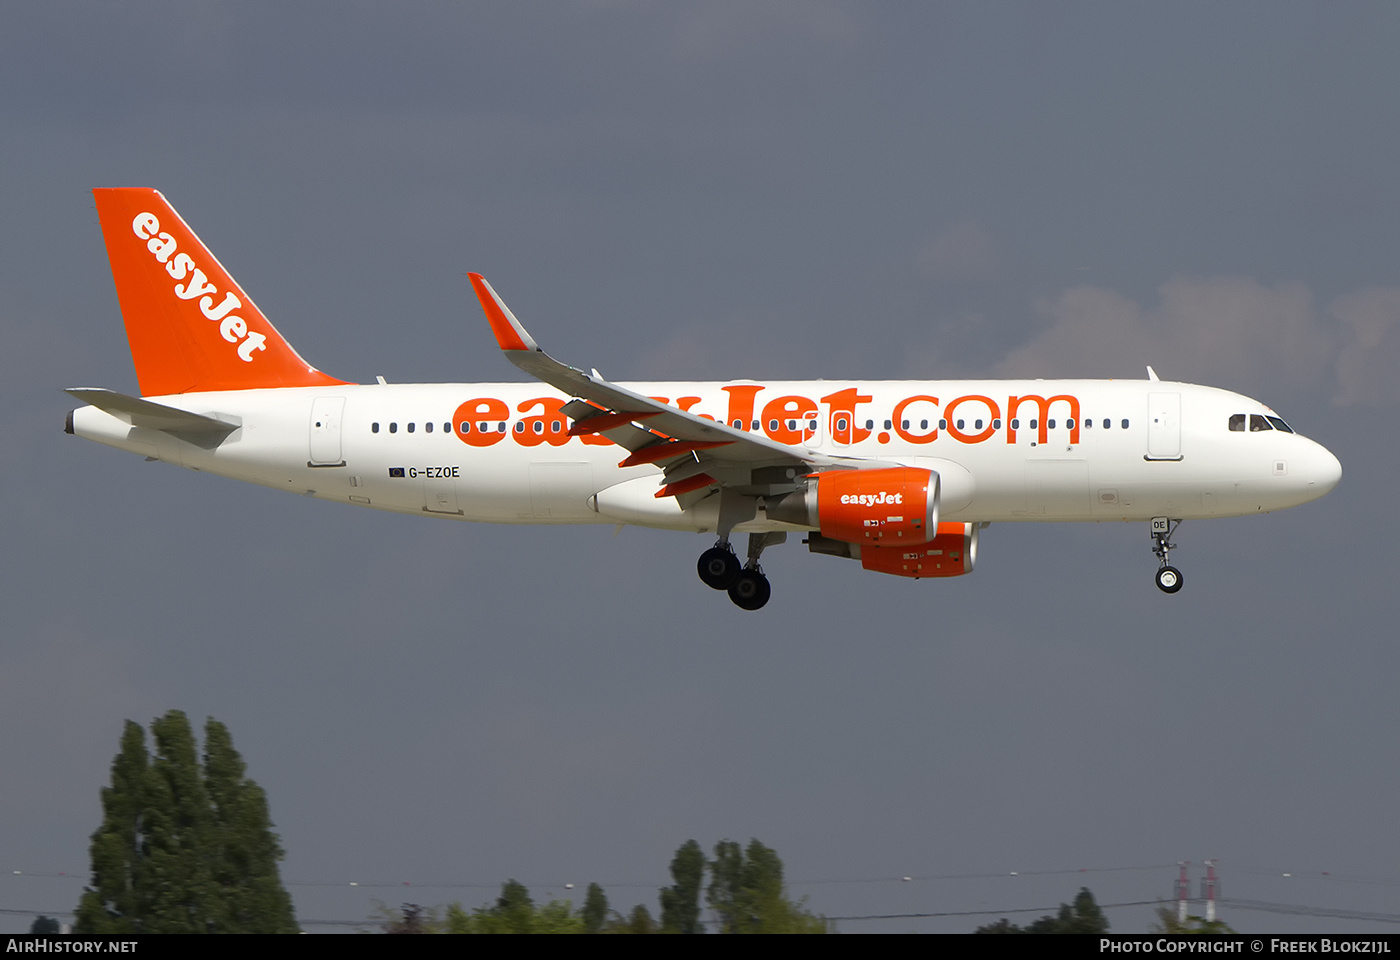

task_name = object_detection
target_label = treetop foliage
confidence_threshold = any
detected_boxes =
[74,711,296,934]
[975,887,1109,934]
[392,838,826,934]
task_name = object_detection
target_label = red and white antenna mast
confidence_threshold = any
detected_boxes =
[1176,861,1190,923]
[1203,859,1218,923]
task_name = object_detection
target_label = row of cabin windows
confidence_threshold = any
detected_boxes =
[1228,414,1294,433]
[370,421,455,434]
[829,417,1129,432]
[370,420,565,435]
[371,416,1132,436]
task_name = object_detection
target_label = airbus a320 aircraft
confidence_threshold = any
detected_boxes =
[67,189,1342,610]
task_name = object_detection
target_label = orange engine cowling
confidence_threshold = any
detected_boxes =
[859,522,978,578]
[815,467,940,544]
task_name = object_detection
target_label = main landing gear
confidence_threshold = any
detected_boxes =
[697,533,784,611]
[1150,517,1184,594]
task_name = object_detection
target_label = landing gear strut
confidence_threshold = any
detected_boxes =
[697,533,783,610]
[1150,517,1183,594]
[730,532,783,611]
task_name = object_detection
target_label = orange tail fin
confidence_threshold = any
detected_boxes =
[93,188,347,396]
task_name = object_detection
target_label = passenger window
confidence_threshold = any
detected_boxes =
[1121,419,1129,429]
[533,421,544,434]
[425,422,433,433]
[1250,415,1272,432]
[389,422,397,434]
[1103,419,1110,429]
[1229,414,1246,432]
[1048,419,1056,429]
[768,419,778,431]
[902,420,910,429]
[993,419,1001,429]
[920,420,928,430]
[865,420,874,431]
[836,417,848,432]
[1030,419,1038,430]
[551,421,561,433]
[939,419,947,431]
[1011,419,1020,430]
[1084,419,1092,428]
[461,422,471,434]
[497,422,506,433]
[732,419,744,429]
[1066,418,1075,430]
[371,422,380,434]
[974,419,983,429]
[956,419,965,430]
[884,419,892,430]
[514,422,525,433]
[444,423,451,433]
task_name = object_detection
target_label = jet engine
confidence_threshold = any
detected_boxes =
[806,522,979,579]
[768,466,939,543]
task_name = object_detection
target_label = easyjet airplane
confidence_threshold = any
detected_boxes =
[67,189,1342,610]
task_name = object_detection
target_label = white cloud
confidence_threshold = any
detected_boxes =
[992,276,1336,404]
[916,221,1001,285]
[1330,286,1400,406]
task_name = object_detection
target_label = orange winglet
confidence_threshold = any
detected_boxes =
[655,474,717,498]
[468,273,533,352]
[618,439,732,468]
[567,410,659,436]
[93,188,347,396]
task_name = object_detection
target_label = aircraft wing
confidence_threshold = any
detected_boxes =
[469,274,869,506]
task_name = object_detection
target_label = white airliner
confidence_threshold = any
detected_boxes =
[67,189,1342,610]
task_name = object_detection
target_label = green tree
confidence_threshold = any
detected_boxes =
[610,904,658,934]
[381,903,442,934]
[706,839,827,934]
[74,711,297,934]
[74,721,148,933]
[581,882,608,934]
[444,880,585,934]
[1151,906,1235,935]
[202,719,297,932]
[659,839,705,934]
[975,887,1109,934]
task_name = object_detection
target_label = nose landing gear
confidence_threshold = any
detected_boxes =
[1151,517,1183,594]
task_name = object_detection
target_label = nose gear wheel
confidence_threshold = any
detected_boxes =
[1150,518,1184,594]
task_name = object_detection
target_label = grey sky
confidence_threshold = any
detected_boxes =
[2,2,1398,933]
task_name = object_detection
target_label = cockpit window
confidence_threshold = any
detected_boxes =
[1266,416,1293,434]
[1228,414,1245,432]
[1250,415,1272,432]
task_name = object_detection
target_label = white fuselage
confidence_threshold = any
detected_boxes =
[69,378,1342,534]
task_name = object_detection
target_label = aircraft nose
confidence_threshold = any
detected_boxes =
[1304,441,1342,497]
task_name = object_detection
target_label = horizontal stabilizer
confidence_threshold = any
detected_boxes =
[65,387,238,448]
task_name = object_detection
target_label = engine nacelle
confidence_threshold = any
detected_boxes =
[858,522,978,578]
[770,467,939,544]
